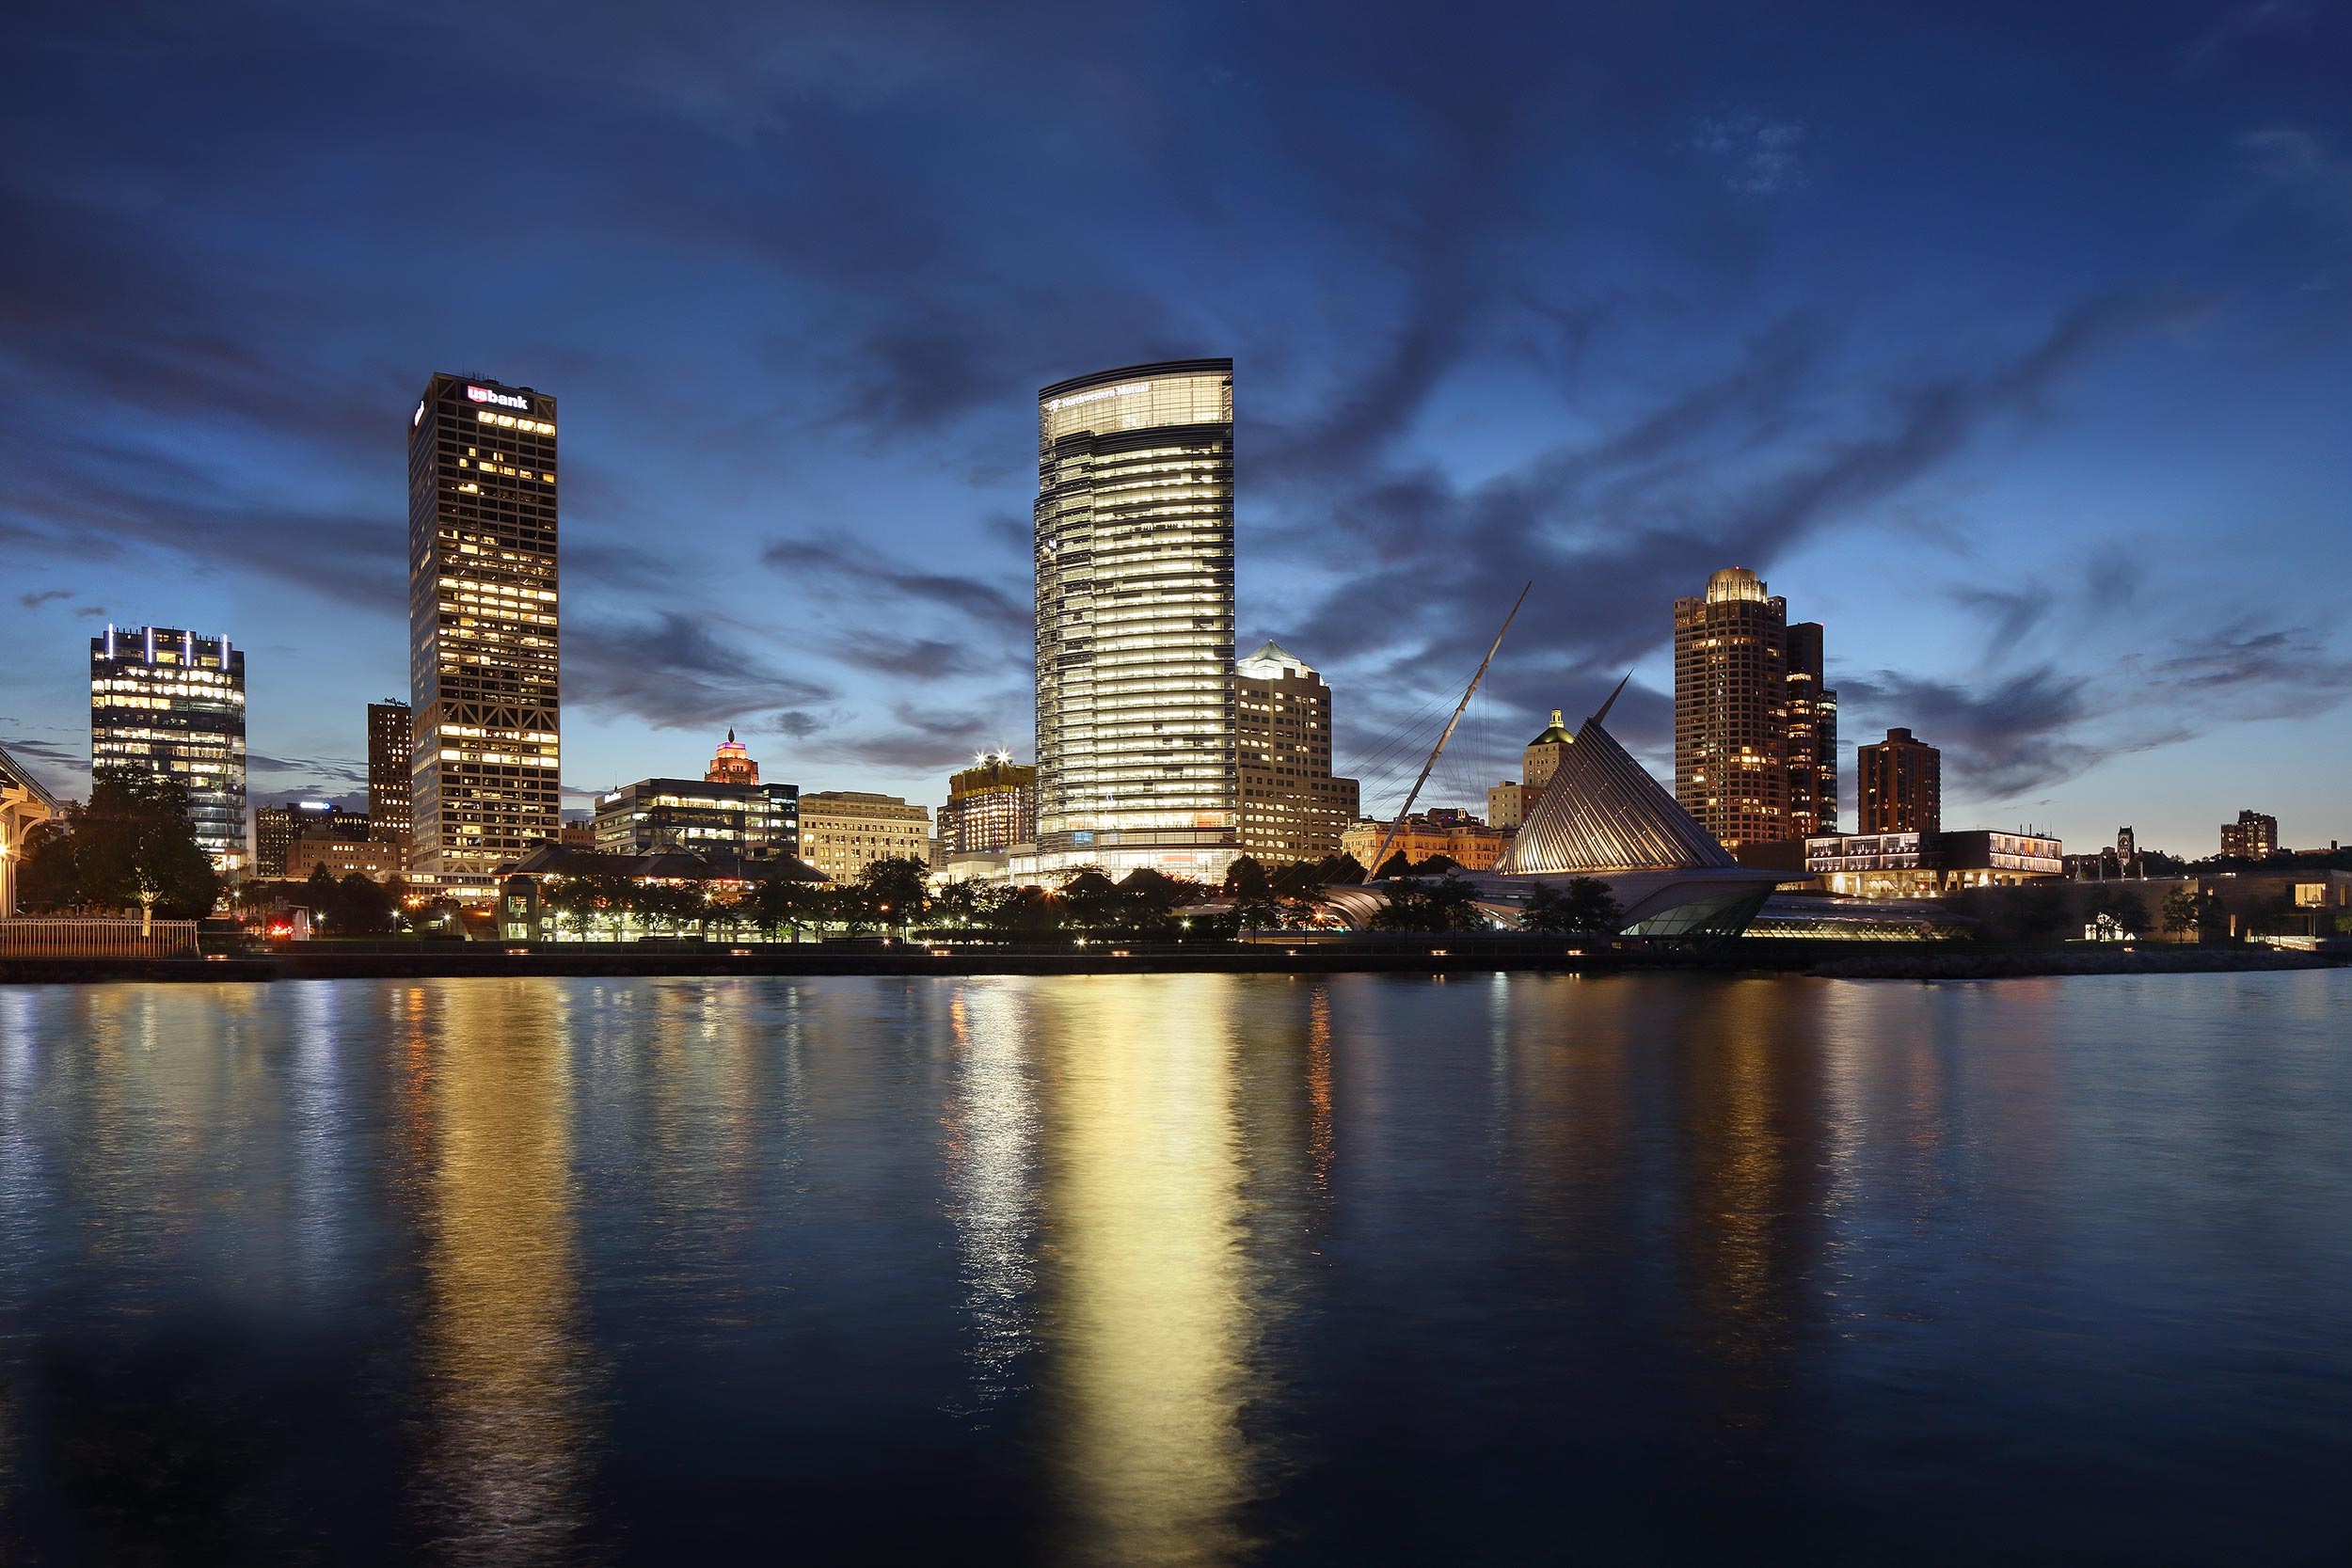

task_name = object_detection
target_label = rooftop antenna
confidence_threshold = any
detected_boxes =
[1364,581,1532,879]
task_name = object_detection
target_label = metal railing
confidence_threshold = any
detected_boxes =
[0,917,202,958]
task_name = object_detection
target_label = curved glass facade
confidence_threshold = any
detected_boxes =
[1034,360,1238,878]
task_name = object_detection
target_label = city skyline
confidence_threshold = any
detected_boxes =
[4,4,2349,856]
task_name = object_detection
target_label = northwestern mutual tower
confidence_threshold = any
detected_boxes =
[406,373,562,883]
[1032,360,1239,879]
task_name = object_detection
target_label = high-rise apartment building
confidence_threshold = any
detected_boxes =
[1234,641,1359,863]
[2220,809,2279,860]
[406,373,561,883]
[90,625,247,872]
[1673,568,1789,849]
[1033,359,1239,879]
[1857,727,1941,833]
[367,699,412,847]
[1785,621,1837,837]
[939,752,1038,855]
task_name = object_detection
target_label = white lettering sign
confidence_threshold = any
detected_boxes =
[467,386,531,411]
[1043,382,1147,413]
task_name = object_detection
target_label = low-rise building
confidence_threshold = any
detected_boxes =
[797,791,930,882]
[1806,829,2062,898]
[1342,811,1511,873]
[286,834,407,882]
[256,801,375,879]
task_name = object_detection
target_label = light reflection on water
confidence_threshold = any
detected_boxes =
[0,970,2347,1564]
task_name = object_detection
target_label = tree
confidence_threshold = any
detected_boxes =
[335,872,395,936]
[1224,855,1272,899]
[2161,886,2201,940]
[860,856,930,930]
[1520,877,1624,934]
[16,768,220,920]
[1370,871,1487,933]
[2106,889,2150,938]
[754,876,817,942]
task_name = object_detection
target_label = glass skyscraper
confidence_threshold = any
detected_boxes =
[407,372,561,884]
[89,625,247,871]
[1033,360,1238,879]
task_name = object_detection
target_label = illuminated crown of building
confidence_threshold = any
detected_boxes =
[706,726,759,784]
[1502,678,1738,876]
[1705,566,1769,604]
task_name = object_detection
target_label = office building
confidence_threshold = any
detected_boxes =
[1487,781,1529,831]
[1673,568,1789,849]
[594,776,800,859]
[797,791,930,882]
[1523,709,1574,793]
[367,699,413,847]
[1857,727,1941,833]
[407,372,561,886]
[2220,809,2279,860]
[939,752,1038,855]
[90,625,247,872]
[1785,621,1837,837]
[1235,641,1359,863]
[1033,359,1239,879]
[286,834,407,883]
[255,801,370,879]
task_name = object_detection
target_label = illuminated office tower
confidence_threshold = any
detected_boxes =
[407,373,561,883]
[1033,359,1238,878]
[940,752,1039,855]
[367,698,413,847]
[89,625,247,871]
[1784,622,1837,837]
[1672,567,1788,849]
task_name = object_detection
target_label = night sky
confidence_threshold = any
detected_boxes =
[4,2,2348,854]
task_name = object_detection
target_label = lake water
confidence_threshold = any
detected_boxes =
[1,971,2347,1564]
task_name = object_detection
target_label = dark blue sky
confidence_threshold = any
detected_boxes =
[4,1,2347,852]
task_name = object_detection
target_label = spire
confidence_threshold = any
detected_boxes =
[1589,672,1631,729]
[726,727,736,744]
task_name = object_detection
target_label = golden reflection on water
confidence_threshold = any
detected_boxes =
[945,983,1042,1412]
[400,981,594,1566]
[1034,976,1256,1568]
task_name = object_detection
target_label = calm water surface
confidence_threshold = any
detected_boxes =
[1,972,2348,1564]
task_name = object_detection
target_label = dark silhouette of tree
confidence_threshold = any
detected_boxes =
[16,768,220,919]
[1224,855,1272,898]
[860,857,930,928]
[1520,877,1624,933]
[1370,872,1486,932]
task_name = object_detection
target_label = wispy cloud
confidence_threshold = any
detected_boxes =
[1692,114,1809,196]
[565,610,836,733]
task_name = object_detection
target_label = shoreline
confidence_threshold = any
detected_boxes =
[0,942,2338,986]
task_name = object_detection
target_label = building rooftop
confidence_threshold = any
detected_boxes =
[1528,707,1573,746]
[1237,640,1316,679]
